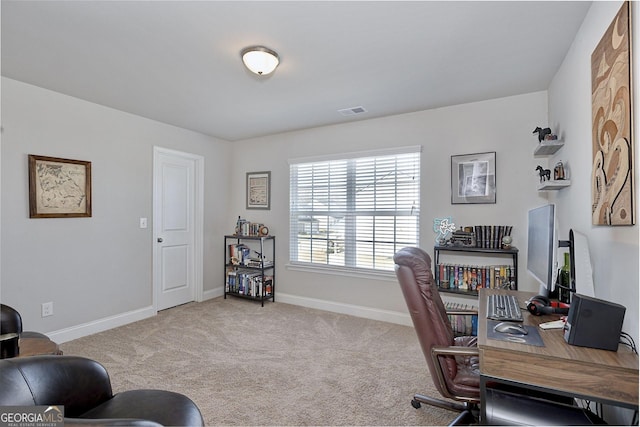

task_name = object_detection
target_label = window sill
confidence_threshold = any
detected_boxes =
[285,262,397,282]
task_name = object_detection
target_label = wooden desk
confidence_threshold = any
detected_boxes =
[479,289,638,414]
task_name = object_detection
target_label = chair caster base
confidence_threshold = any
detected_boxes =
[410,394,479,426]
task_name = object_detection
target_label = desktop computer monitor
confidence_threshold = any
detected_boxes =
[527,204,557,297]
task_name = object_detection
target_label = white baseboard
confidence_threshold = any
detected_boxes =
[48,305,157,344]
[203,286,224,301]
[47,286,224,344]
[52,286,225,343]
[49,288,410,344]
[276,292,412,327]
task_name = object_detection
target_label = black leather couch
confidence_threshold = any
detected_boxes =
[0,355,204,426]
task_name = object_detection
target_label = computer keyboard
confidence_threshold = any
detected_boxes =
[487,294,524,322]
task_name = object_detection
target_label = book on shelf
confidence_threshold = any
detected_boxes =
[436,263,515,291]
[444,302,478,336]
[471,225,513,249]
[226,268,271,297]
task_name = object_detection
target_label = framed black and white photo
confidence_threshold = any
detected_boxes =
[246,171,271,210]
[451,152,496,204]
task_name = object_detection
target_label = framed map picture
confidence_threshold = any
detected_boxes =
[28,155,92,218]
[246,171,271,210]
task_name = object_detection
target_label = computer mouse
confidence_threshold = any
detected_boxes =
[494,322,528,335]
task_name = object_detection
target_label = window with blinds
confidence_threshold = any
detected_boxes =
[289,147,420,272]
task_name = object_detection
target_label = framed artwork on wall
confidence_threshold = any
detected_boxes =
[246,171,271,210]
[591,1,635,225]
[28,154,92,218]
[451,152,496,204]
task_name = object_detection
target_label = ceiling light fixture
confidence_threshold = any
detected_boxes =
[241,46,280,76]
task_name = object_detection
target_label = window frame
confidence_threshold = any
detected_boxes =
[288,146,421,277]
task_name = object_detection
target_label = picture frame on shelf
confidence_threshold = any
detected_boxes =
[28,154,92,218]
[246,171,271,210]
[451,152,496,204]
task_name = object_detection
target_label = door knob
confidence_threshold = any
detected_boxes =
[157,238,163,243]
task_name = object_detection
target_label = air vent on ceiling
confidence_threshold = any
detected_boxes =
[338,106,368,116]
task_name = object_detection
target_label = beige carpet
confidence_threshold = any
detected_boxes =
[61,297,456,426]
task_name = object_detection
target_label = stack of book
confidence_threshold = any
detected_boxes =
[472,225,513,249]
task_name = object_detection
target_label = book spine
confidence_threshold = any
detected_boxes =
[484,225,489,249]
[264,276,273,296]
[441,264,448,289]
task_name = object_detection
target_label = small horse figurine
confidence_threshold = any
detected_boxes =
[536,165,551,182]
[533,127,552,143]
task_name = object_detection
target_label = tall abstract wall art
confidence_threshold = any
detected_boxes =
[591,1,635,225]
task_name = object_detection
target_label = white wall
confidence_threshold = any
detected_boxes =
[229,91,552,321]
[1,77,230,339]
[548,1,639,343]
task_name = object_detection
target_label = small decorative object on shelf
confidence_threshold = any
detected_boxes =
[532,126,558,142]
[554,161,566,180]
[433,216,456,245]
[502,235,513,249]
[451,227,475,247]
[535,165,551,182]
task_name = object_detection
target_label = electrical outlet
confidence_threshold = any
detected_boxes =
[41,302,53,317]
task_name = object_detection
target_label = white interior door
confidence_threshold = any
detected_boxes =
[153,147,204,311]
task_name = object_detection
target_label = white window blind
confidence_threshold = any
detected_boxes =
[289,148,420,272]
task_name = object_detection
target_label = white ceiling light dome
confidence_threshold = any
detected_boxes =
[241,46,280,76]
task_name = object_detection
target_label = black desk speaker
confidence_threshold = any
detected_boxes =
[563,294,625,351]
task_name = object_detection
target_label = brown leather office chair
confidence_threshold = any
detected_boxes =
[394,247,480,425]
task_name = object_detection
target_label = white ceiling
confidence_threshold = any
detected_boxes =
[1,1,591,141]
